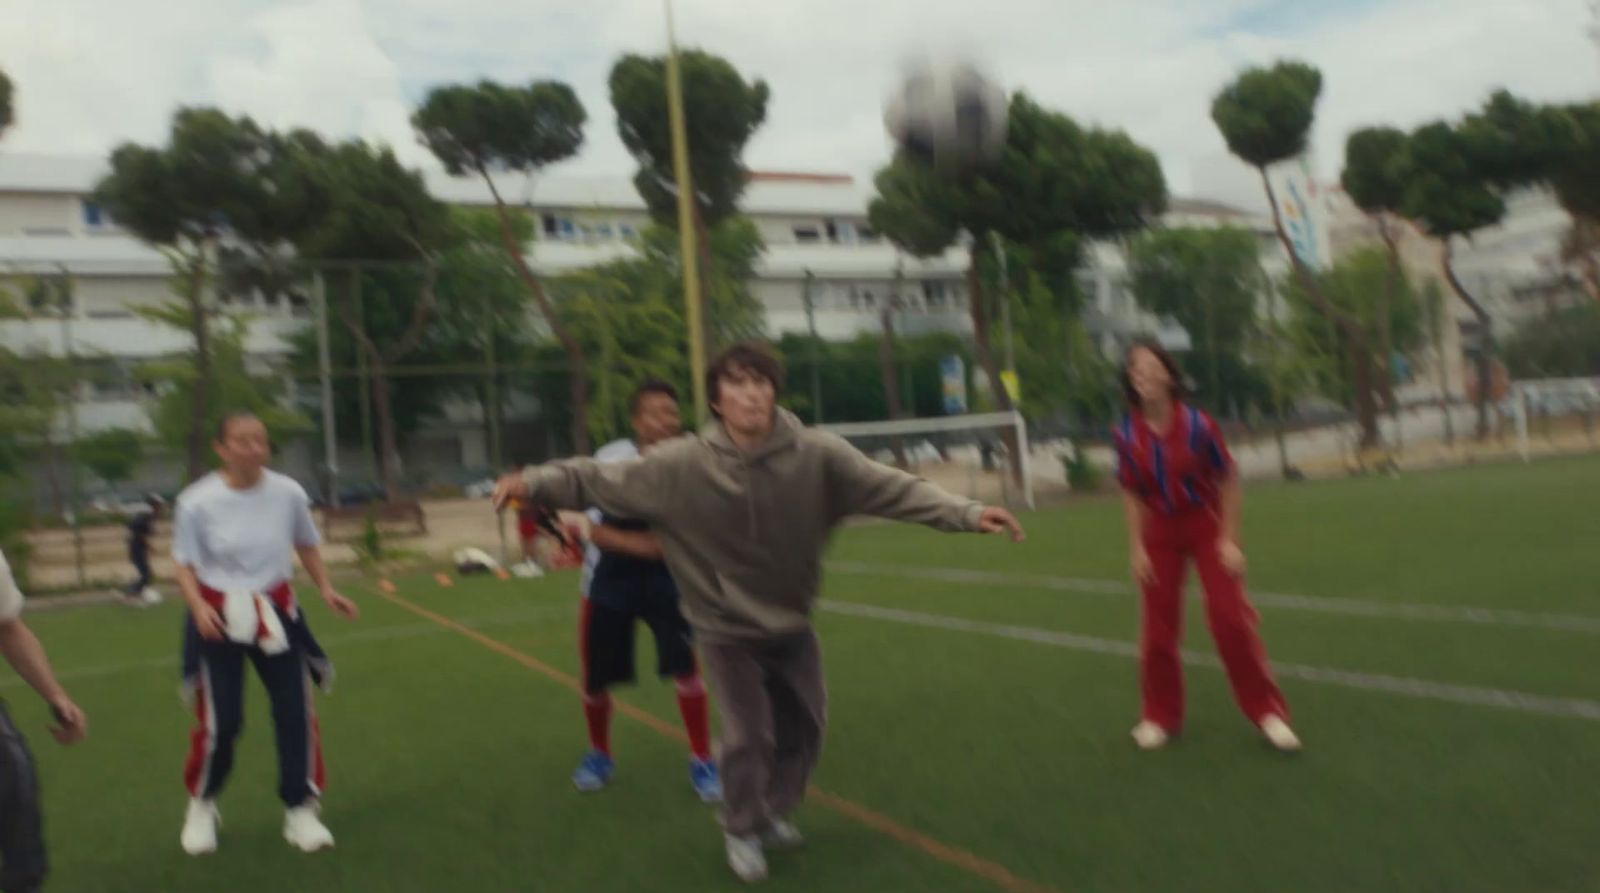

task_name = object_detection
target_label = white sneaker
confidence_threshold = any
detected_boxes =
[141,587,164,605]
[283,803,335,852]
[725,834,767,883]
[1260,715,1302,753]
[1130,720,1171,750]
[761,818,805,851]
[511,560,545,578]
[179,799,219,855]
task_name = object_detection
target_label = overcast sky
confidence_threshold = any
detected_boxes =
[1,0,1594,210]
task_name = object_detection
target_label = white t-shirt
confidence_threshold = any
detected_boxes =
[172,470,322,593]
[580,438,639,598]
[0,549,24,621]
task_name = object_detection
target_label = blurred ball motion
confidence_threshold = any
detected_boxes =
[884,57,1009,169]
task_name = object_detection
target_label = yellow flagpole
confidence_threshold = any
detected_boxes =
[664,0,708,426]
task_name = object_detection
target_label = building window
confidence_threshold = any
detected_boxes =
[793,225,821,244]
[619,224,636,240]
[922,280,947,309]
[543,214,577,240]
[81,201,116,230]
[857,227,881,244]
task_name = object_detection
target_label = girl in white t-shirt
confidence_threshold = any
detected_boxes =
[172,412,358,856]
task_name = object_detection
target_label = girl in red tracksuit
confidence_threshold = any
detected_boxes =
[1111,339,1301,753]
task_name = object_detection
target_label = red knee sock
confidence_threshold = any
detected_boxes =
[675,676,712,761]
[583,692,613,757]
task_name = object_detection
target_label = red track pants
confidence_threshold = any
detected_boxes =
[1139,509,1288,731]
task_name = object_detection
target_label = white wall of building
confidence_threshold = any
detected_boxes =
[0,192,78,236]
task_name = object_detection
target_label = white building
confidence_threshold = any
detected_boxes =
[1324,184,1585,402]
[0,153,1278,496]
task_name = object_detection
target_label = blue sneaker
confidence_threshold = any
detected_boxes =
[689,758,722,803]
[572,751,614,792]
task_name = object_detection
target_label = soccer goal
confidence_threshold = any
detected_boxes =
[1510,377,1600,461]
[818,411,1035,509]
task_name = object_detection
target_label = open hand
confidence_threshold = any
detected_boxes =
[978,507,1026,543]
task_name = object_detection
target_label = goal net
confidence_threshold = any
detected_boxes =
[1510,377,1600,461]
[818,411,1035,509]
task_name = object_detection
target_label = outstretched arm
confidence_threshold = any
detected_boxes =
[823,435,1024,540]
[494,444,687,525]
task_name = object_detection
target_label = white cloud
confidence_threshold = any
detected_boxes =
[0,0,1593,209]
[205,0,427,162]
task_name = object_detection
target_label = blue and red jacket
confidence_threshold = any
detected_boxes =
[1112,402,1235,515]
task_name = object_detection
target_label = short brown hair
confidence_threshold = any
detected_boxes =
[706,342,785,418]
[1120,337,1189,409]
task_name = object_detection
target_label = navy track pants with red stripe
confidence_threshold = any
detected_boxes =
[183,630,325,807]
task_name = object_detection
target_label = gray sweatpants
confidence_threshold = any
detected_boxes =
[698,629,827,838]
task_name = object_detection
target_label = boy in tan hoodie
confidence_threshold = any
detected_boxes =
[495,342,1024,883]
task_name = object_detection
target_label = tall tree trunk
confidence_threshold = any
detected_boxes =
[481,170,591,455]
[1577,250,1600,303]
[1375,216,1402,419]
[367,352,402,502]
[336,262,441,501]
[40,433,65,517]
[1431,288,1456,447]
[1440,239,1495,441]
[1259,168,1381,448]
[1564,218,1600,302]
[185,247,213,482]
[967,244,1023,489]
[877,301,907,468]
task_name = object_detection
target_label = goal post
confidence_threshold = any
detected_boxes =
[1510,377,1600,462]
[818,411,1034,509]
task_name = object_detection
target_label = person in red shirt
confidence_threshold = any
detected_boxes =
[1111,338,1301,753]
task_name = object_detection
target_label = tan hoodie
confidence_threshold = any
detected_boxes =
[522,409,984,642]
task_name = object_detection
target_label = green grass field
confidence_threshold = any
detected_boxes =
[11,455,1600,893]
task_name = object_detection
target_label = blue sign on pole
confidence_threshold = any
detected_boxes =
[940,355,967,415]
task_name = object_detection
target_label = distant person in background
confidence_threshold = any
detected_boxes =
[1111,338,1300,754]
[122,496,163,606]
[512,495,543,574]
[0,547,89,893]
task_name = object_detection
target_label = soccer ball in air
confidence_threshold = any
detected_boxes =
[883,58,1009,169]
